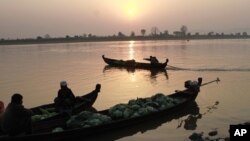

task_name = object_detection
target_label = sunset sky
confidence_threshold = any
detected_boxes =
[1,0,250,39]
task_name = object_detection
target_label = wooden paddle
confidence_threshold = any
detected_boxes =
[175,77,220,93]
[200,77,220,87]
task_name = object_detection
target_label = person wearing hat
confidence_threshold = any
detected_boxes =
[54,81,76,115]
[1,93,32,136]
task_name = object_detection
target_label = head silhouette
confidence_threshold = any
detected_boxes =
[11,93,23,104]
[60,80,68,89]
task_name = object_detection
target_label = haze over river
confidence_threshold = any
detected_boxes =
[1,39,250,140]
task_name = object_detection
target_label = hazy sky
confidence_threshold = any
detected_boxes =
[1,0,250,39]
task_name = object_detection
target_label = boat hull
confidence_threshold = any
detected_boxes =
[0,86,200,141]
[102,55,168,69]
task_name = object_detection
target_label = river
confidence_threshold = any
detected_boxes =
[1,39,250,140]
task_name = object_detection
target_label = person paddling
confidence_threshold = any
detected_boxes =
[144,56,159,64]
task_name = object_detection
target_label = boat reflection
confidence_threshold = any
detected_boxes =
[177,101,219,130]
[102,65,168,80]
[81,101,201,141]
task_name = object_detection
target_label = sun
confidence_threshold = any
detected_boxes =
[114,0,145,20]
[123,1,138,19]
[128,9,135,16]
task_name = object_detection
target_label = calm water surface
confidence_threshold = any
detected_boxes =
[1,39,250,140]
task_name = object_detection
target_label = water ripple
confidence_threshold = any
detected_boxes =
[167,66,250,72]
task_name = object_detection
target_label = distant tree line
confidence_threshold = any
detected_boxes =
[0,25,249,45]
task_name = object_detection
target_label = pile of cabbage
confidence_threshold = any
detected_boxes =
[52,127,64,133]
[109,93,183,119]
[66,111,111,129]
[31,108,58,122]
[52,93,184,131]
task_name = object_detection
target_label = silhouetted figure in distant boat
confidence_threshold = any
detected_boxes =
[1,94,32,136]
[54,81,76,115]
[144,56,159,65]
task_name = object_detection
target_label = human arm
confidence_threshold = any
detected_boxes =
[143,58,151,61]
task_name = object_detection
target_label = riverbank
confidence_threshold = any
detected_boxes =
[1,35,249,45]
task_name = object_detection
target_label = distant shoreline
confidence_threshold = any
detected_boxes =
[1,35,250,46]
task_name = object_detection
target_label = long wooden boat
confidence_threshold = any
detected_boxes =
[0,78,220,141]
[103,65,169,80]
[0,83,101,129]
[102,55,168,69]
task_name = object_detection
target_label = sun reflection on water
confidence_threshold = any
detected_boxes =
[129,40,135,60]
[130,73,136,82]
[128,40,136,82]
